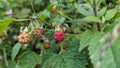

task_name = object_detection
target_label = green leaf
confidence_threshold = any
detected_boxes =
[7,60,16,68]
[11,43,22,61]
[97,0,103,5]
[79,30,100,52]
[83,16,102,23]
[103,18,120,33]
[88,33,116,68]
[115,13,120,18]
[75,3,94,16]
[85,0,92,5]
[16,8,31,18]
[34,0,42,5]
[0,18,15,34]
[88,33,103,67]
[42,10,51,18]
[18,50,43,68]
[46,4,54,12]
[100,48,116,68]
[41,50,87,68]
[111,36,120,68]
[68,0,75,2]
[105,8,118,20]
[97,7,107,17]
[39,13,46,22]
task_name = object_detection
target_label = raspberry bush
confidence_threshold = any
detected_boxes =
[0,0,120,68]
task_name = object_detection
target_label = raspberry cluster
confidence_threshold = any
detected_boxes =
[17,25,65,44]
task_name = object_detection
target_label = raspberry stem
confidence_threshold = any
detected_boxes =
[57,10,73,20]
[59,42,64,55]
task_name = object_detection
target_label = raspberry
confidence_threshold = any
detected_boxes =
[17,31,30,44]
[54,31,64,42]
[32,28,45,38]
[43,40,50,49]
[52,5,57,13]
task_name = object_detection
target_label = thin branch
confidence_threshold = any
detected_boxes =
[93,0,101,31]
[57,11,73,20]
[31,0,50,25]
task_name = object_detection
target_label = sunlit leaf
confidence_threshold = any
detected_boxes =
[0,18,15,34]
[97,7,107,17]
[105,8,118,20]
[83,16,102,23]
[75,3,94,16]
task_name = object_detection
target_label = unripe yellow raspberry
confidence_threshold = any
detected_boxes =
[17,31,30,44]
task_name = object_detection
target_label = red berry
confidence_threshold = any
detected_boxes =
[54,31,64,42]
[52,6,57,13]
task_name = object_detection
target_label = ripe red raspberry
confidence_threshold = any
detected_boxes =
[54,31,64,42]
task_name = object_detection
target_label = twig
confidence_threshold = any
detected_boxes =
[31,0,50,25]
[93,0,101,31]
[59,42,64,55]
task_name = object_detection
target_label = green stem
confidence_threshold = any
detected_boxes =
[31,1,40,22]
[40,49,43,57]
[57,11,73,20]
[31,1,50,26]
[59,42,64,55]
[3,48,8,67]
[14,19,30,21]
